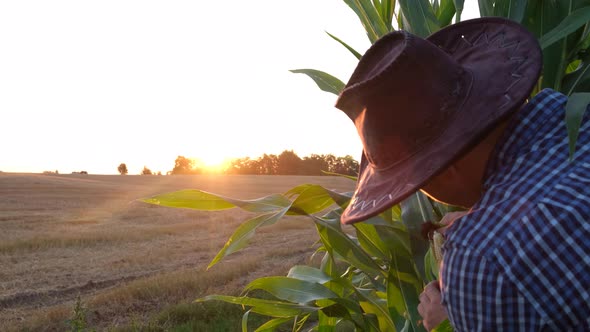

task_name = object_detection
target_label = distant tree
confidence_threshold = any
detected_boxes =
[323,154,338,173]
[156,171,162,176]
[258,154,278,175]
[117,163,128,175]
[172,156,198,175]
[226,157,258,175]
[301,154,329,175]
[331,155,359,176]
[141,166,152,175]
[277,150,302,175]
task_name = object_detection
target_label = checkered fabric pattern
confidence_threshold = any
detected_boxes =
[441,89,590,331]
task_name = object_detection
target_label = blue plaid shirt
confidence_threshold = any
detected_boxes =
[441,89,590,331]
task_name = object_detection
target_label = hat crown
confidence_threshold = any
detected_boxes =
[337,31,472,169]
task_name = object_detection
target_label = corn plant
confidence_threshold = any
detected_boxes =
[143,184,450,331]
[143,1,590,331]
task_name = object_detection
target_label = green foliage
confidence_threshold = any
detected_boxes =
[290,69,345,95]
[66,296,94,332]
[432,319,454,332]
[398,0,440,37]
[566,92,590,159]
[539,6,590,50]
[114,301,278,332]
[144,182,437,331]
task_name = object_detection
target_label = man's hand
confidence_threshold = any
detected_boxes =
[418,281,448,331]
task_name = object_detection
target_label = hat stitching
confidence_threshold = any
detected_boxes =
[460,35,473,47]
[351,193,394,211]
[452,30,527,111]
[501,49,527,109]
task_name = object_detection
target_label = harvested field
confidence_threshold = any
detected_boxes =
[0,173,355,331]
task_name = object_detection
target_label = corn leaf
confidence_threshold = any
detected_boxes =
[321,298,372,330]
[478,0,494,16]
[398,0,440,37]
[539,6,590,49]
[321,248,339,278]
[196,295,317,317]
[493,0,529,23]
[423,247,439,282]
[294,315,311,332]
[284,184,351,214]
[453,0,464,23]
[357,289,396,332]
[208,209,288,269]
[385,274,407,331]
[317,309,338,331]
[326,32,363,60]
[244,277,339,304]
[290,69,345,95]
[565,92,590,160]
[354,223,391,260]
[563,54,590,94]
[254,317,293,332]
[311,214,385,278]
[376,224,413,257]
[141,190,235,211]
[388,260,425,332]
[287,265,332,284]
[242,310,250,332]
[432,319,454,332]
[142,189,290,212]
[380,0,396,30]
[342,0,390,43]
[286,184,350,215]
[436,0,456,26]
[400,192,435,281]
[524,0,590,91]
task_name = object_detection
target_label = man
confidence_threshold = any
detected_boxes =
[335,17,590,331]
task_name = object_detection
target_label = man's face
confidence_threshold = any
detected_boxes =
[420,118,510,208]
[420,164,481,209]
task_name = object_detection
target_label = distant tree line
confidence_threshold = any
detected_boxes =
[169,150,359,176]
[224,151,359,176]
[117,150,359,176]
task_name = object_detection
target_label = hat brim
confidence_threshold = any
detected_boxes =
[341,17,542,224]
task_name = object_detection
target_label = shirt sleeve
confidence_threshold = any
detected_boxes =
[440,244,543,332]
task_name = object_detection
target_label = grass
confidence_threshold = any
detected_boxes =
[21,254,303,331]
[0,173,354,331]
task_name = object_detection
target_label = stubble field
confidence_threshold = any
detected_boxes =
[0,173,355,331]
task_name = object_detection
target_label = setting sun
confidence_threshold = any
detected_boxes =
[196,154,229,172]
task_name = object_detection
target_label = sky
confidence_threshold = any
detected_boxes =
[0,1,479,175]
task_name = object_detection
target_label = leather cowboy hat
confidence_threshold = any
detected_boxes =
[335,17,542,225]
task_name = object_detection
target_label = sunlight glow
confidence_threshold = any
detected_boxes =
[0,1,480,174]
[194,153,229,173]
